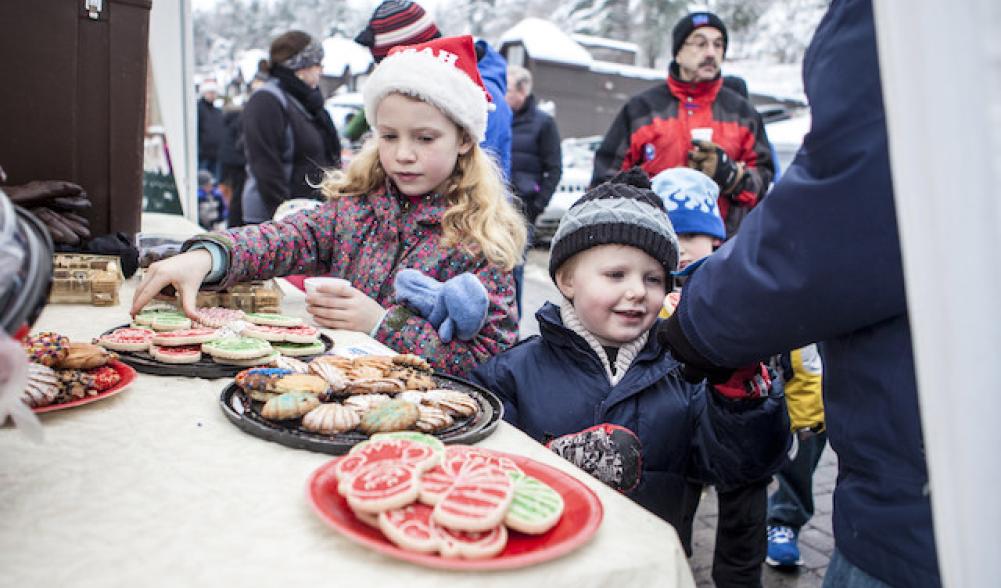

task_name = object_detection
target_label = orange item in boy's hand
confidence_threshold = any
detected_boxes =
[660,291,681,319]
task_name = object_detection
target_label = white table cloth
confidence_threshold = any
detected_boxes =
[0,279,694,587]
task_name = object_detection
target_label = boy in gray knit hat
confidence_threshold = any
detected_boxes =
[471,168,789,555]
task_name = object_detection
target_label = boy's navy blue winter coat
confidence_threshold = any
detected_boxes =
[666,1,940,585]
[470,302,788,550]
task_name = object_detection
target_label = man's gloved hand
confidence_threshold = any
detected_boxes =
[687,140,745,195]
[546,424,642,493]
[4,180,89,211]
[657,313,734,384]
[31,207,91,246]
[713,363,772,400]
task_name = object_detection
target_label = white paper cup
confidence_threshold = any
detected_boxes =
[691,127,714,143]
[303,277,350,296]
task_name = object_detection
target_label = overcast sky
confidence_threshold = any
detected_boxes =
[191,0,442,15]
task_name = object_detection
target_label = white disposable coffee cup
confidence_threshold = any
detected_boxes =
[304,277,350,296]
[691,127,714,143]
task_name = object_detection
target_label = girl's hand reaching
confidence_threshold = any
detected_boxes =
[131,249,213,319]
[306,283,387,334]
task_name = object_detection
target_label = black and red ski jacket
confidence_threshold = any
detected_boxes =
[591,67,774,237]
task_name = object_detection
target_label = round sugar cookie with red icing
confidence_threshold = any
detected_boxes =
[151,327,218,346]
[435,523,508,559]
[97,327,155,352]
[344,461,420,514]
[334,436,441,495]
[86,365,123,391]
[150,344,203,364]
[378,502,440,554]
[194,307,245,328]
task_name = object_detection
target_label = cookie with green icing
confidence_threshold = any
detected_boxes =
[358,399,419,435]
[202,337,273,359]
[271,340,325,357]
[504,471,565,534]
[134,308,186,326]
[244,312,304,327]
[150,314,193,332]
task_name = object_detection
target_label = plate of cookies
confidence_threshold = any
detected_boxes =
[96,306,332,378]
[218,354,503,454]
[20,331,137,413]
[307,434,603,570]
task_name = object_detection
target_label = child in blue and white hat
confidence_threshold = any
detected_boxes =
[651,167,725,272]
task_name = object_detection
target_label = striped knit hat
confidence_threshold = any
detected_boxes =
[354,0,441,62]
[549,168,679,281]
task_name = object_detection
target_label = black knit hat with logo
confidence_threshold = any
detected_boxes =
[549,168,679,282]
[671,11,728,58]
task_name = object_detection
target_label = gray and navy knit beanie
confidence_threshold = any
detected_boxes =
[549,168,679,281]
[671,11,728,58]
[270,30,324,72]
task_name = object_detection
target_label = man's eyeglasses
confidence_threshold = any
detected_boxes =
[683,38,725,52]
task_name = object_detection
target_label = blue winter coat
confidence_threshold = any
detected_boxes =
[470,303,788,550]
[475,39,512,181]
[667,1,939,585]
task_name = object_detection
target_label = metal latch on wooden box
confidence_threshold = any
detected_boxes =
[85,0,103,20]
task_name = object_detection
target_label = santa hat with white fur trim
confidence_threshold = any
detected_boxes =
[362,35,492,143]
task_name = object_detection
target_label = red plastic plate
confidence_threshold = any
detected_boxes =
[307,450,604,570]
[33,360,137,414]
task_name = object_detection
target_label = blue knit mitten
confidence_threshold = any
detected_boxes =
[394,269,489,343]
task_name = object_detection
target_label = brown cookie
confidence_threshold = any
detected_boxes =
[357,399,419,435]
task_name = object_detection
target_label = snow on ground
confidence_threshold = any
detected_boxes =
[724,59,806,104]
[322,37,373,77]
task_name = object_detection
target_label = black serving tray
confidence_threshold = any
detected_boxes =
[101,324,333,379]
[219,373,504,454]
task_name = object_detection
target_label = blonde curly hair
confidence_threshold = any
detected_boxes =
[320,137,527,271]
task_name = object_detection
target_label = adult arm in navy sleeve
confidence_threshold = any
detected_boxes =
[659,1,905,368]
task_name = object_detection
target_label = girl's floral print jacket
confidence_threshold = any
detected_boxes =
[185,186,518,377]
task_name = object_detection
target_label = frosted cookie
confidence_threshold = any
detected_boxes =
[150,314,193,331]
[435,524,507,559]
[212,350,281,367]
[86,365,122,392]
[334,436,442,495]
[344,461,420,514]
[151,327,218,346]
[260,392,320,420]
[309,361,349,394]
[235,367,291,401]
[357,399,419,435]
[97,327,155,352]
[274,355,310,374]
[244,312,303,327]
[23,332,70,367]
[194,307,245,328]
[243,324,320,343]
[414,404,454,433]
[55,369,96,402]
[343,394,392,415]
[59,343,118,369]
[134,308,185,327]
[150,344,202,364]
[423,390,480,418]
[369,431,446,457]
[202,337,273,360]
[432,462,515,532]
[379,502,440,554]
[271,340,325,357]
[345,377,406,395]
[273,374,329,396]
[301,403,360,434]
[22,363,59,408]
[504,471,564,534]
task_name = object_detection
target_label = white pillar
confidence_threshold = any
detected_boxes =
[148,0,197,222]
[873,1,1001,585]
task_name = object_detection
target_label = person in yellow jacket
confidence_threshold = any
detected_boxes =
[766,343,827,569]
